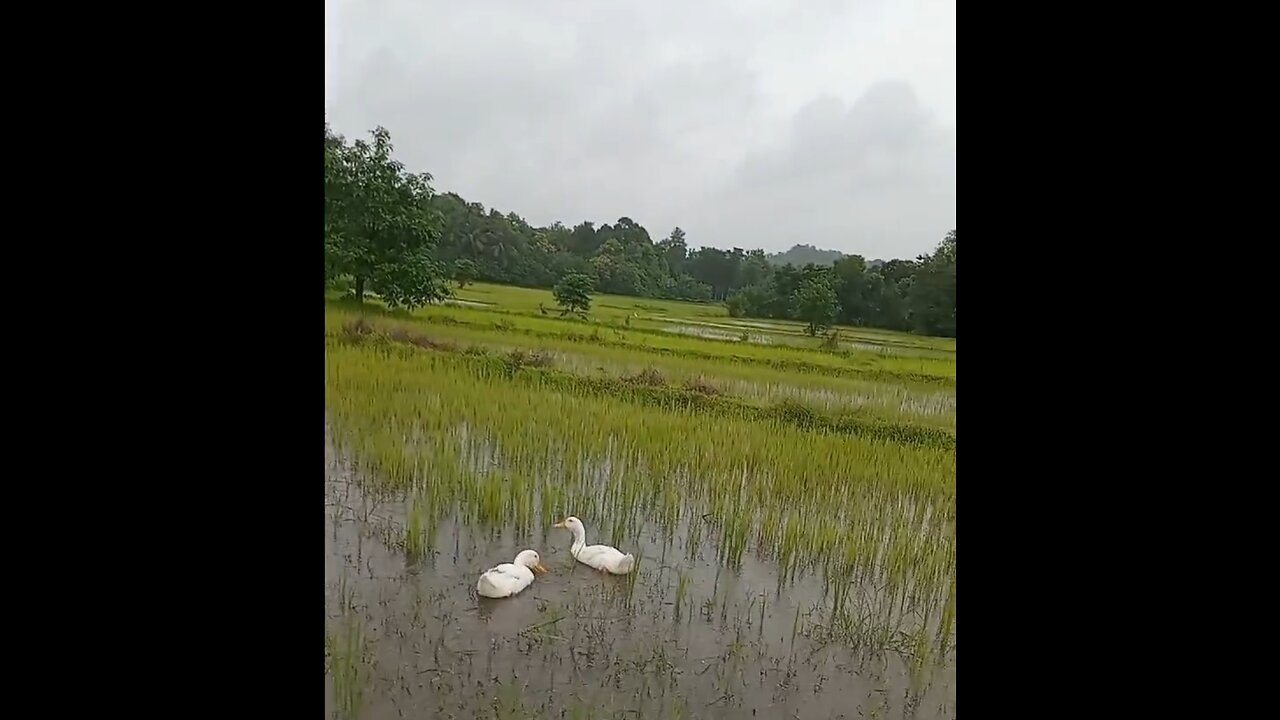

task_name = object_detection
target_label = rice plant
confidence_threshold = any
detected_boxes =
[327,614,368,720]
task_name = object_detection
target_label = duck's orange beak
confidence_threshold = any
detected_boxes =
[552,520,566,528]
[534,562,551,574]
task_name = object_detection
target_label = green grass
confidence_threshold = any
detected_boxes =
[453,281,730,320]
[329,307,955,431]
[461,283,953,356]
[451,282,955,352]
[328,297,956,387]
[327,613,368,720]
[336,281,954,360]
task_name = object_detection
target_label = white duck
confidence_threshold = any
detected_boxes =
[553,516,636,574]
[476,549,550,598]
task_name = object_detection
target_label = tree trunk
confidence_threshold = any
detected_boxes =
[355,276,365,304]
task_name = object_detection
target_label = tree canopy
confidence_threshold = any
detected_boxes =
[553,272,594,316]
[452,258,478,288]
[324,123,450,308]
[791,275,839,336]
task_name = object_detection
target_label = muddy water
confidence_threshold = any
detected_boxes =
[325,433,955,719]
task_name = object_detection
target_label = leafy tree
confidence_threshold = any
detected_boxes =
[832,255,869,325]
[906,230,956,336]
[726,283,772,318]
[867,271,911,331]
[452,258,478,288]
[687,247,743,300]
[591,251,647,296]
[657,227,688,276]
[791,276,839,336]
[739,249,772,287]
[324,125,449,308]
[670,274,713,301]
[324,119,344,284]
[568,222,601,255]
[553,272,594,315]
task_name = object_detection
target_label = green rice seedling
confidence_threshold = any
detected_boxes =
[685,516,703,562]
[493,679,525,719]
[789,605,801,668]
[334,572,356,615]
[328,300,956,387]
[937,574,956,657]
[328,615,367,720]
[403,492,430,560]
[674,570,689,623]
[624,552,642,607]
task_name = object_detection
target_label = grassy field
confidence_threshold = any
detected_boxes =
[447,282,956,354]
[324,283,956,719]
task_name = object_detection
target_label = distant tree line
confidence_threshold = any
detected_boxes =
[324,123,956,337]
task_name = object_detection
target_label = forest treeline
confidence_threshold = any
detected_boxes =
[324,122,955,337]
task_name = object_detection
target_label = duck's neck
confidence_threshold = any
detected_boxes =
[570,525,586,556]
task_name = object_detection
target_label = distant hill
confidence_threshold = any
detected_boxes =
[766,244,846,267]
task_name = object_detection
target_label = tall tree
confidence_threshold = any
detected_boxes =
[452,258,478,288]
[906,230,956,336]
[324,125,449,308]
[791,275,839,336]
[832,255,869,325]
[553,272,594,315]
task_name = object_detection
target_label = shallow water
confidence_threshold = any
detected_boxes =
[662,324,773,344]
[441,298,493,308]
[325,429,956,719]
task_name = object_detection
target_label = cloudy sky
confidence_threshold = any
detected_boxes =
[325,0,955,261]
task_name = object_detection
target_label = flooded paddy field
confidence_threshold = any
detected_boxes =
[658,318,954,359]
[326,439,955,719]
[324,301,956,719]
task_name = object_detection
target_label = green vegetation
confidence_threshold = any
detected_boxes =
[323,293,957,648]
[325,124,956,336]
[790,274,839,336]
[552,271,594,316]
[323,124,450,308]
[330,343,950,582]
[323,123,956,718]
[326,610,368,720]
[451,258,477,288]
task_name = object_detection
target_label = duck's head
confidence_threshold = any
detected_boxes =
[553,516,584,534]
[514,549,550,574]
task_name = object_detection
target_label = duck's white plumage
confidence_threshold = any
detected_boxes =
[553,516,636,575]
[476,549,549,598]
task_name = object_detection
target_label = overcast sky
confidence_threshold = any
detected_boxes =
[325,0,955,261]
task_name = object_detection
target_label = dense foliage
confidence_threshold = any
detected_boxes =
[324,123,450,308]
[324,124,956,336]
[553,272,594,316]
